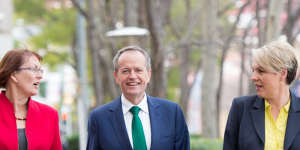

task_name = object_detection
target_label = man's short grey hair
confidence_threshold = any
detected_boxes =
[113,46,151,72]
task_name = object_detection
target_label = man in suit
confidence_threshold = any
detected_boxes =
[87,46,190,150]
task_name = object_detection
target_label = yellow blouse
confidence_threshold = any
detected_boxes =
[265,100,290,150]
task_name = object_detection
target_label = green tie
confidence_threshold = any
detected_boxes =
[130,106,147,150]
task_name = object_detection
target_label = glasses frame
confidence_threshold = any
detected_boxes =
[17,67,44,74]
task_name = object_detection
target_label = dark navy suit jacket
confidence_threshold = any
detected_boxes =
[223,92,300,150]
[86,96,190,150]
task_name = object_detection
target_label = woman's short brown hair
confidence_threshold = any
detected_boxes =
[0,49,42,88]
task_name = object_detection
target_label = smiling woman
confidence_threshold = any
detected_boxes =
[0,49,62,150]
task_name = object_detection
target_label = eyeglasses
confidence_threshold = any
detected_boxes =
[17,67,44,74]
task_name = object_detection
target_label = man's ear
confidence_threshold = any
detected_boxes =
[113,71,119,84]
[147,69,152,82]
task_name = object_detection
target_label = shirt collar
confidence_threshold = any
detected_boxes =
[265,100,271,109]
[121,93,149,115]
[265,99,291,113]
[283,100,291,113]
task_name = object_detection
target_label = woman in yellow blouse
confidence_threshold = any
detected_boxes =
[223,40,300,150]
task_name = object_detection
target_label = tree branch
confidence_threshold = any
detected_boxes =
[217,0,235,17]
[70,0,88,19]
[282,3,300,33]
[225,0,251,47]
[166,14,181,39]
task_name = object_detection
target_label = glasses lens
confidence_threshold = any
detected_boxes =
[36,68,43,74]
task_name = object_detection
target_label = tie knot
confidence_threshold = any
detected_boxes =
[130,106,140,115]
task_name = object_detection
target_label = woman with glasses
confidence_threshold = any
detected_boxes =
[223,40,300,150]
[0,49,62,150]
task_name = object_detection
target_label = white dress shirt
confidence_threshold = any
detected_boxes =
[121,93,151,150]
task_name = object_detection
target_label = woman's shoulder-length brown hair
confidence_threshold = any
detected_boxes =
[0,49,42,88]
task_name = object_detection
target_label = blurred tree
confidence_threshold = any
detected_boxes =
[14,0,46,22]
[72,0,120,106]
[124,0,138,26]
[166,0,203,117]
[14,0,76,70]
[266,0,284,43]
[145,0,173,98]
[85,0,106,106]
[282,0,300,45]
[200,0,219,138]
[216,0,251,136]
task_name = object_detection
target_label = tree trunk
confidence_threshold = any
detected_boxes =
[255,0,264,47]
[138,0,147,28]
[179,45,191,118]
[282,0,300,45]
[265,0,284,43]
[106,0,120,29]
[215,0,250,137]
[124,0,138,26]
[86,0,105,106]
[239,26,251,96]
[145,0,167,98]
[85,0,120,104]
[200,0,218,138]
[248,0,264,94]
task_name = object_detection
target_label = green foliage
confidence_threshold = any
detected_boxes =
[14,0,76,70]
[66,133,225,150]
[168,67,180,87]
[167,87,178,102]
[190,49,202,68]
[29,8,76,47]
[171,0,201,21]
[14,0,47,22]
[42,51,70,70]
[167,0,202,40]
[171,0,186,20]
[65,134,223,150]
[66,134,79,150]
[190,135,223,150]
[167,67,180,102]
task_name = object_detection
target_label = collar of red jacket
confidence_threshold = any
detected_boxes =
[0,91,33,117]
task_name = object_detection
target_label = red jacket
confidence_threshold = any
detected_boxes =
[0,92,62,150]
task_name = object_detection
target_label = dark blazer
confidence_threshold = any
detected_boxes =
[86,95,190,150]
[223,92,300,150]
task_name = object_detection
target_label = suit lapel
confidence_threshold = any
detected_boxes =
[250,96,265,144]
[147,96,162,150]
[110,98,132,150]
[284,93,300,150]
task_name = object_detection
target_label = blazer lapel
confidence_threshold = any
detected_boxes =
[109,98,132,150]
[250,96,265,144]
[147,96,162,150]
[284,93,300,150]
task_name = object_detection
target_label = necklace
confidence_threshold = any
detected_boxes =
[16,117,26,121]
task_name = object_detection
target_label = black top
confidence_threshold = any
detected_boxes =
[18,128,28,150]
